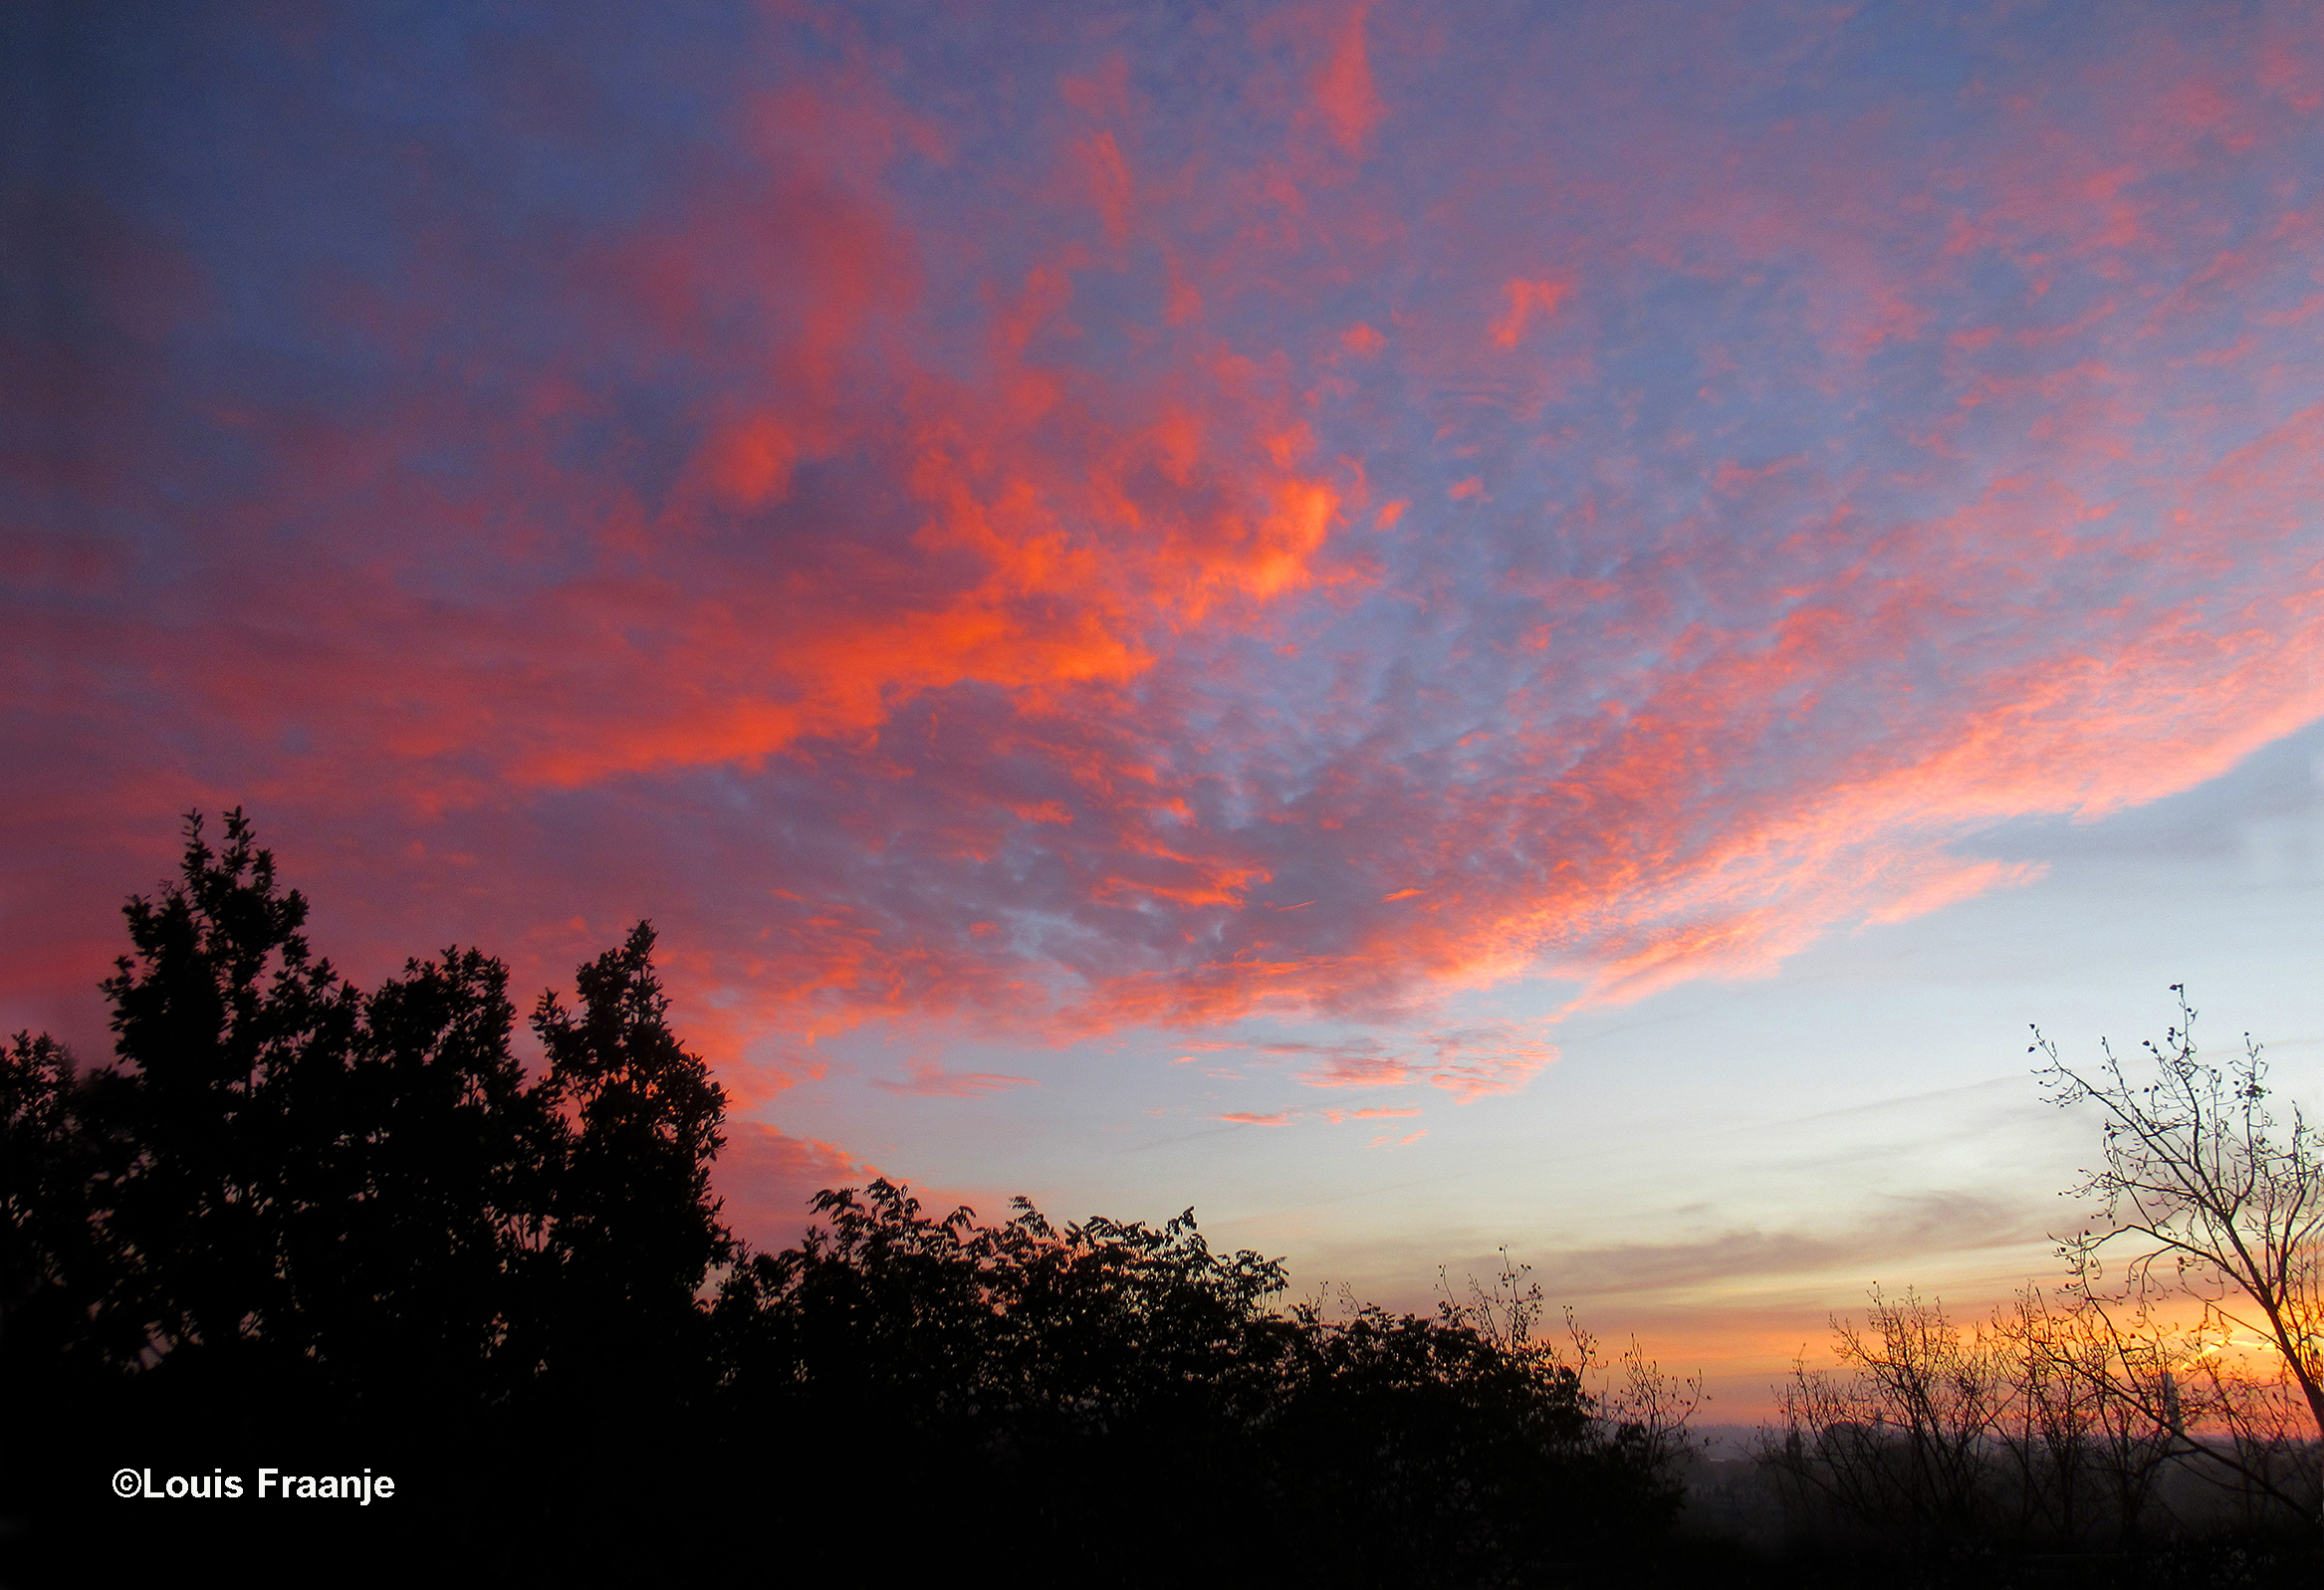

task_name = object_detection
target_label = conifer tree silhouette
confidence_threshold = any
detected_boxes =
[90,809,362,1407]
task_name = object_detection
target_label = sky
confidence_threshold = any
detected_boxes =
[9,0,2324,1415]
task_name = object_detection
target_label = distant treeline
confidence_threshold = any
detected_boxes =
[1697,1285,2323,1575]
[3,813,1686,1586]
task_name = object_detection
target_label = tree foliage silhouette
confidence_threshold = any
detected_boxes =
[2,1030,106,1368]
[3,814,734,1434]
[709,1179,1683,1587]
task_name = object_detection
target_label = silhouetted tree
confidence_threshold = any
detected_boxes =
[717,1180,1284,1430]
[1763,1288,2011,1551]
[528,923,730,1404]
[2035,988,2324,1446]
[320,946,546,1415]
[1267,1298,1630,1585]
[83,810,364,1414]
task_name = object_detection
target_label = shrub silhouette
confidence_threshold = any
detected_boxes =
[710,1179,1680,1585]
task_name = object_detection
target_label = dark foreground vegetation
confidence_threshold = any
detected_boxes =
[5,813,2320,1586]
[4,814,1689,1586]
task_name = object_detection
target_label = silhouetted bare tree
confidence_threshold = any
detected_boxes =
[2036,986,2324,1521]
[1756,990,2324,1569]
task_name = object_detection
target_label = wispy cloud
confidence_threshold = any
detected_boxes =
[870,1059,1038,1097]
[1524,1193,2054,1304]
[1322,1104,1421,1123]
[1271,1022,1557,1102]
